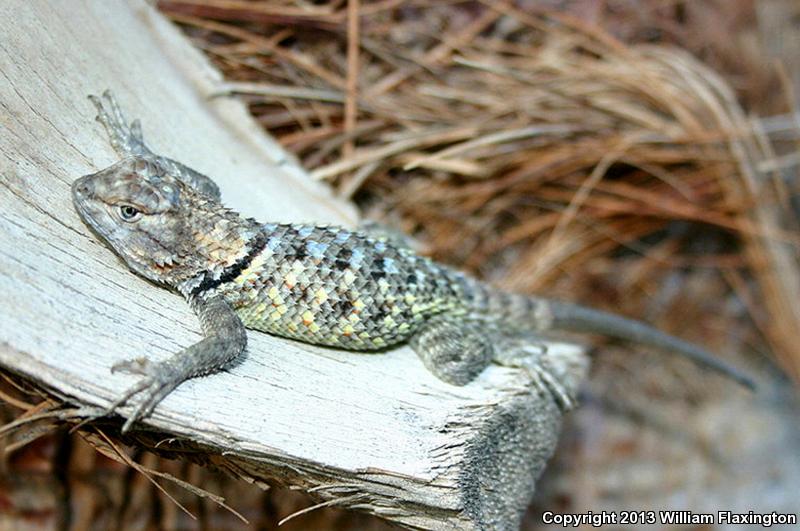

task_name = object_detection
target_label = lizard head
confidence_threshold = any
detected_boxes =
[72,156,226,288]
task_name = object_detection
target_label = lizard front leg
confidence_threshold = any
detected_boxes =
[106,295,246,433]
[89,90,221,200]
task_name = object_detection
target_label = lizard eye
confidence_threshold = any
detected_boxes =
[117,204,143,222]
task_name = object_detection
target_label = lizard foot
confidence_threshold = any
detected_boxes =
[88,90,152,158]
[493,336,576,412]
[95,357,184,433]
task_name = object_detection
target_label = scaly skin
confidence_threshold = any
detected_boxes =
[72,91,754,432]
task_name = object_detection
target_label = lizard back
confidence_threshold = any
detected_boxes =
[207,223,470,350]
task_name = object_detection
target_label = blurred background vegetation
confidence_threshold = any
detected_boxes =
[3,1,799,529]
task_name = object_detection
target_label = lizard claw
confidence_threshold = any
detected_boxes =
[111,356,152,376]
[118,378,175,434]
[102,357,184,433]
[68,379,153,434]
[88,90,152,158]
[527,359,576,412]
[493,339,576,411]
[502,349,575,411]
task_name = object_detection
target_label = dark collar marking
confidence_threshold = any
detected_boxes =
[190,232,268,298]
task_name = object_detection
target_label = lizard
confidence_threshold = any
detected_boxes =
[71,91,755,433]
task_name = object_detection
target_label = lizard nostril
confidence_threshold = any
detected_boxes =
[72,178,92,197]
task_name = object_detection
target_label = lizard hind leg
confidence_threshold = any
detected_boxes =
[410,316,495,386]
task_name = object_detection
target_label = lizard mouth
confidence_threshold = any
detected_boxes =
[71,174,116,244]
[71,177,96,224]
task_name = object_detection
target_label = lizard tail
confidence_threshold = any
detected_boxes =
[465,281,756,390]
[545,299,756,390]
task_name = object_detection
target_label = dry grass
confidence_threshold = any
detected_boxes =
[158,0,800,384]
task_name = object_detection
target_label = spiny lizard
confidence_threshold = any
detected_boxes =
[72,91,755,433]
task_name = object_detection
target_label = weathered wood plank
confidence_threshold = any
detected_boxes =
[0,1,587,528]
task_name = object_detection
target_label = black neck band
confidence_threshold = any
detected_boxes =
[190,232,268,298]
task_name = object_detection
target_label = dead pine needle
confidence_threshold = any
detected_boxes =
[86,429,249,525]
[278,493,367,526]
